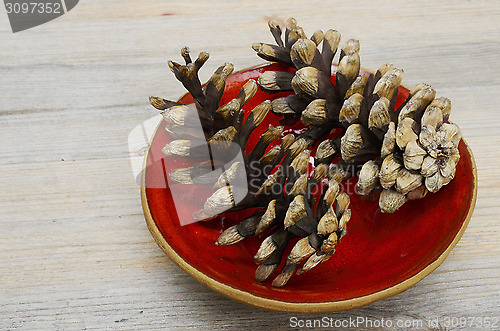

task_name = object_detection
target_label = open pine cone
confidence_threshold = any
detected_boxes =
[253,18,462,213]
[149,18,462,287]
[353,80,461,212]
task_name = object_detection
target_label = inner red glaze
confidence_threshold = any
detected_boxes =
[144,63,475,303]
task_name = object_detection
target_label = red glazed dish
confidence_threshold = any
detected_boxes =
[141,63,477,313]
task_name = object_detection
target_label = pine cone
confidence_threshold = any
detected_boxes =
[252,18,462,213]
[350,77,461,212]
[151,18,361,286]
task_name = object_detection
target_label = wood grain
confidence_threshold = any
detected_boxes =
[1,0,499,329]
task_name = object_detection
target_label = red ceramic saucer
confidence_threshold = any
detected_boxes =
[141,63,477,313]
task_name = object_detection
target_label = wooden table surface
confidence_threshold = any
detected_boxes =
[1,0,499,329]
